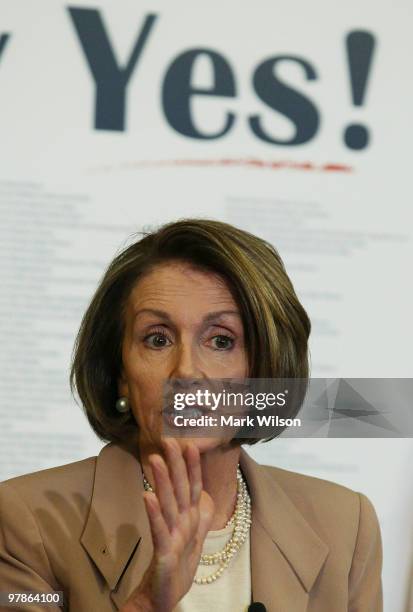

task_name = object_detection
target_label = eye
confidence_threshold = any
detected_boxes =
[143,331,172,349]
[210,334,235,351]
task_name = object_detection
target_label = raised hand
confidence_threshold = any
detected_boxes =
[122,439,215,612]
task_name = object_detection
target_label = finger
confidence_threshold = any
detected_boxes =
[149,454,179,531]
[184,444,202,506]
[143,491,170,556]
[162,438,190,512]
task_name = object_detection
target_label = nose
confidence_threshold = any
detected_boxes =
[170,341,204,385]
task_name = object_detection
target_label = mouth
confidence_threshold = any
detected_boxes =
[162,404,207,425]
[164,404,205,415]
[179,406,204,418]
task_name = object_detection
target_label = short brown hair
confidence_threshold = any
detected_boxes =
[70,218,311,445]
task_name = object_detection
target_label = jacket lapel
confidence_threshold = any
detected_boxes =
[240,450,329,612]
[81,443,329,611]
[80,442,153,609]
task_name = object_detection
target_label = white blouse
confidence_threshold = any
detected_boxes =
[175,523,251,612]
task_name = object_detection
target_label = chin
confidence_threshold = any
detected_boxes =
[166,436,234,455]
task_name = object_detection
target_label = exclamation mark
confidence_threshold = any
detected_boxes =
[344,30,376,150]
[0,33,10,62]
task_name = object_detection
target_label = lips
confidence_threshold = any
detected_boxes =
[163,404,205,418]
[179,407,203,418]
[162,405,206,429]
[161,405,206,429]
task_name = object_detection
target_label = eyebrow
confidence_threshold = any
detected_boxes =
[134,308,241,323]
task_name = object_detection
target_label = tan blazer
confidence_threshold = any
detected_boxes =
[0,442,382,612]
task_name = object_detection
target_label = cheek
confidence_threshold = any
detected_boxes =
[128,367,166,415]
[131,371,163,400]
[213,347,248,375]
[124,345,163,385]
[130,379,164,432]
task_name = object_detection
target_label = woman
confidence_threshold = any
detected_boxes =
[0,218,382,611]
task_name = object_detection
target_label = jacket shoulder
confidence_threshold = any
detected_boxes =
[260,463,379,543]
[262,462,360,502]
[0,455,97,510]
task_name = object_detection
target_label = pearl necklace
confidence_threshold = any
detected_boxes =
[142,466,252,585]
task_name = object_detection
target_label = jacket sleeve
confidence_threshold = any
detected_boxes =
[0,481,63,611]
[348,492,383,612]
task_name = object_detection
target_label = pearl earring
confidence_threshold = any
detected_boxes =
[116,397,130,413]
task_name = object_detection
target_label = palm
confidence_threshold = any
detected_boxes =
[155,491,214,602]
[126,441,215,612]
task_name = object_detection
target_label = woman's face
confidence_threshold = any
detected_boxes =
[118,260,248,454]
